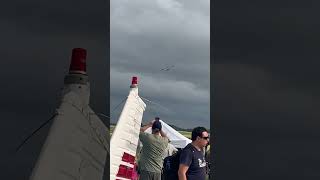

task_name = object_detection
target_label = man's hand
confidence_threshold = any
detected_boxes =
[160,129,168,138]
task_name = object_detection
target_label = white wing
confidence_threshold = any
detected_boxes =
[145,120,191,148]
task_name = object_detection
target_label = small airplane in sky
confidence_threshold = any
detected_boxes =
[160,65,175,71]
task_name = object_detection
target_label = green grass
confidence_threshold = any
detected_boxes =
[179,131,191,139]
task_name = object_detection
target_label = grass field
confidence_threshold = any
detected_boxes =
[179,131,191,139]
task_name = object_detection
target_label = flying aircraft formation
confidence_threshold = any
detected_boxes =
[160,65,175,71]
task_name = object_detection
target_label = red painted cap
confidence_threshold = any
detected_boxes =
[69,48,87,73]
[131,76,138,85]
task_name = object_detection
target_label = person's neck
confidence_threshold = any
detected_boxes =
[191,142,202,151]
[152,132,161,136]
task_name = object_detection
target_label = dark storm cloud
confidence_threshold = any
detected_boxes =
[1,1,106,34]
[214,65,320,179]
[214,64,320,129]
[214,2,320,89]
[0,0,108,179]
[213,0,320,179]
[110,0,210,128]
[0,0,108,112]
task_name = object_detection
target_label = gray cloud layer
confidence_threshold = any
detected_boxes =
[110,0,210,129]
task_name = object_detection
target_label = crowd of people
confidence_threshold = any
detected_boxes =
[136,117,210,180]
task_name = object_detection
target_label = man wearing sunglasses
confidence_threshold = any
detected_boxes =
[178,127,209,180]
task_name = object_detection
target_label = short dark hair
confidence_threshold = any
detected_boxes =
[191,127,208,141]
[155,117,160,120]
[152,120,162,133]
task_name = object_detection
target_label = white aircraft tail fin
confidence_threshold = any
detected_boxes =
[29,48,109,180]
[110,77,146,180]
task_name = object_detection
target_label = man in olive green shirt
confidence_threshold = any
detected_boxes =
[138,118,169,180]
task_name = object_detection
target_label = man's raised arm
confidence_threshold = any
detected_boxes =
[140,120,155,132]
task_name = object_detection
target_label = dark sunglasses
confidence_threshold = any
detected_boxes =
[201,136,210,140]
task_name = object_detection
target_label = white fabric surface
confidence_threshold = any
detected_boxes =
[145,120,192,148]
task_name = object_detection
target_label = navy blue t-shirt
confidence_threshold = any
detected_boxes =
[179,143,206,180]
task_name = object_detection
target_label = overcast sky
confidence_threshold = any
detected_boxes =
[110,0,210,129]
[1,0,320,179]
[213,0,320,179]
[0,1,108,179]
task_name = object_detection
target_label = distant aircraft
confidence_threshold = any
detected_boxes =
[160,65,175,71]
[29,48,109,180]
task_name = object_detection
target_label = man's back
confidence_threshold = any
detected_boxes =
[139,132,169,173]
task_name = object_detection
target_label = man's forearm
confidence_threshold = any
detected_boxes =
[160,130,167,138]
[140,123,152,132]
[178,172,187,180]
[178,164,189,180]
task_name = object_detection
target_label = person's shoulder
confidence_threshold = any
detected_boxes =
[139,132,151,139]
[156,135,168,141]
[158,136,169,145]
[181,144,194,153]
[179,145,193,165]
[162,136,169,142]
[183,143,193,150]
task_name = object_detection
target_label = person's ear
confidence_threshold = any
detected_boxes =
[196,136,200,141]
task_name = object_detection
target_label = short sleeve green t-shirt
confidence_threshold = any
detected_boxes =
[138,132,169,173]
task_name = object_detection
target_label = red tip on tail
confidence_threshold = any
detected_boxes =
[131,76,138,85]
[69,48,87,74]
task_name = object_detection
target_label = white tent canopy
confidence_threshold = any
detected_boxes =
[145,120,192,149]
